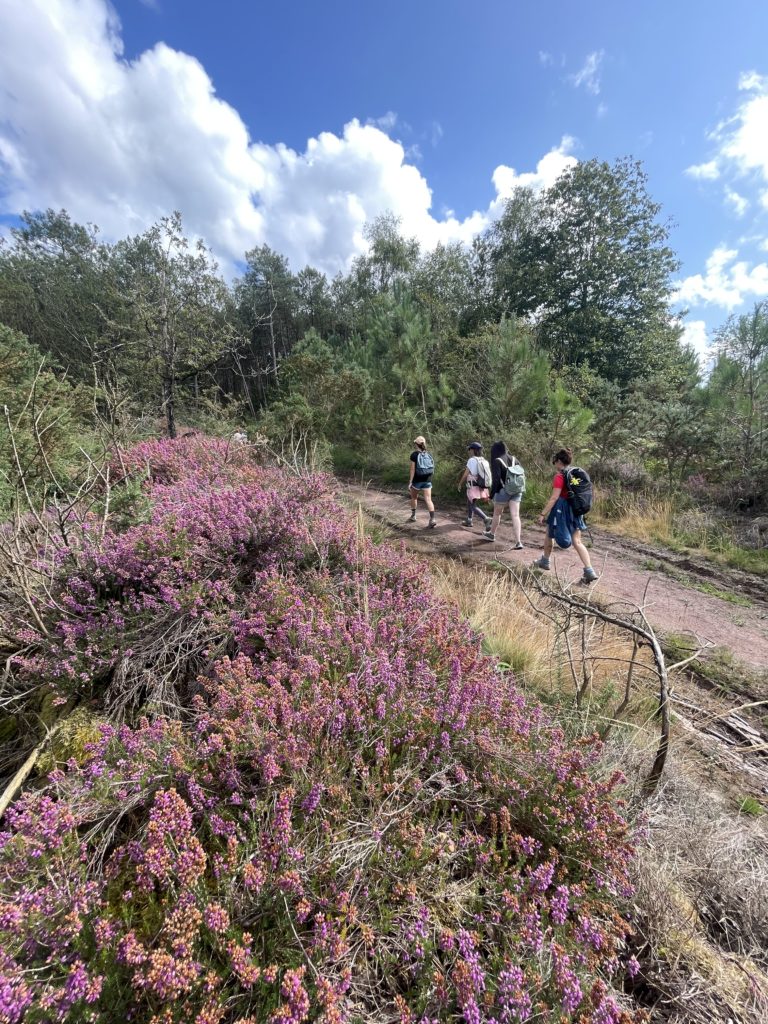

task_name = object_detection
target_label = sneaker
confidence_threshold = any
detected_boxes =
[533,557,551,570]
[461,520,474,529]
[581,567,599,584]
[481,532,495,542]
[513,542,524,550]
[407,513,416,523]
[427,518,437,529]
[483,523,493,535]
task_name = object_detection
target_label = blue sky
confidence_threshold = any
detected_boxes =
[2,0,768,357]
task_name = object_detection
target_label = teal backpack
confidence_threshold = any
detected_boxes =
[500,456,526,497]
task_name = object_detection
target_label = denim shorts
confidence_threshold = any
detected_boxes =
[493,489,522,504]
[411,480,433,490]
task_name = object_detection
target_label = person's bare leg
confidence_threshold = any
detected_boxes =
[534,531,553,569]
[490,503,503,535]
[509,501,522,545]
[424,487,436,527]
[571,530,592,569]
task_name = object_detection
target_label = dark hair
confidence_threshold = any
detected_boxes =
[416,441,426,451]
[552,447,573,466]
[490,440,507,462]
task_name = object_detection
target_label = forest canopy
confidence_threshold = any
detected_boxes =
[1,156,767,510]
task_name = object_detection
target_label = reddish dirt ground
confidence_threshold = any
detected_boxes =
[344,483,768,671]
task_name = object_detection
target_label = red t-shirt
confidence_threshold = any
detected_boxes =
[553,471,569,498]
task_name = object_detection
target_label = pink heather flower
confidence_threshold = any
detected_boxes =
[550,885,570,925]
[203,903,230,934]
[0,438,639,1024]
[271,966,310,1023]
[300,783,324,815]
[0,968,33,1023]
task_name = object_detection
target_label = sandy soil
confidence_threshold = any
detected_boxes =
[344,483,768,671]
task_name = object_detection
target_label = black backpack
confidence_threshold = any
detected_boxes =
[564,466,593,516]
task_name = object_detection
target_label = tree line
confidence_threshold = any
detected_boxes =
[1,155,767,512]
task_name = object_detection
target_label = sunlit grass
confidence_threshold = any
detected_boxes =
[596,493,768,576]
[429,560,660,733]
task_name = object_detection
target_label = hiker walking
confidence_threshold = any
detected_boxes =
[457,441,492,532]
[534,447,598,583]
[408,435,437,528]
[482,440,524,548]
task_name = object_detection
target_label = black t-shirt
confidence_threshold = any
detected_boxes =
[410,450,433,484]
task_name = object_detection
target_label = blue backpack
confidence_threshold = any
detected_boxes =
[416,450,434,475]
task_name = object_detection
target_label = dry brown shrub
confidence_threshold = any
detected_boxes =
[628,759,768,1023]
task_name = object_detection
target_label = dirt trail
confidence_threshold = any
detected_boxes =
[344,482,768,671]
[345,483,768,806]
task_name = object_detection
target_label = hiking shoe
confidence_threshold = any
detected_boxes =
[461,520,474,528]
[533,557,551,570]
[581,567,599,584]
[427,518,437,529]
[481,532,495,542]
[513,542,524,550]
[407,513,417,523]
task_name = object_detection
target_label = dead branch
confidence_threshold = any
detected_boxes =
[519,569,710,796]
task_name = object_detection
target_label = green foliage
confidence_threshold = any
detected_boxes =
[0,324,88,513]
[6,173,768,548]
[0,209,113,379]
[704,302,768,503]
[739,796,764,817]
[110,213,236,438]
[258,330,371,446]
[534,158,681,384]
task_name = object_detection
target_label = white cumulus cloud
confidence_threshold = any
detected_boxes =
[723,71,768,182]
[725,189,749,216]
[490,136,578,209]
[679,319,710,357]
[0,0,579,277]
[685,72,768,204]
[681,72,768,316]
[674,246,768,310]
[686,159,720,180]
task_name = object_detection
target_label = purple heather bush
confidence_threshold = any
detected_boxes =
[0,436,645,1023]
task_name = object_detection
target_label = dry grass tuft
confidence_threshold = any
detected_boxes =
[430,560,660,725]
[431,562,553,688]
[597,495,677,545]
[629,763,768,1022]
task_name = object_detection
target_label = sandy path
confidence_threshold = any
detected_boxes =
[343,483,768,673]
